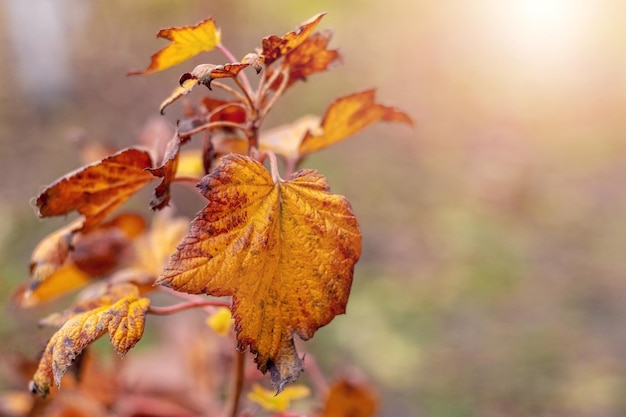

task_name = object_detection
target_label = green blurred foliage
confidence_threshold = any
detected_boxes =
[2,1,626,416]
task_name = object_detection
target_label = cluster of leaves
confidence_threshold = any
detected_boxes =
[10,12,410,416]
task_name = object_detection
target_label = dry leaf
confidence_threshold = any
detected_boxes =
[299,89,413,157]
[148,133,188,210]
[31,288,150,397]
[319,378,377,417]
[159,76,199,115]
[157,154,361,392]
[270,30,340,90]
[262,13,326,65]
[129,18,221,76]
[36,148,154,231]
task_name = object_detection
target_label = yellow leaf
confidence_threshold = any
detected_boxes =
[206,307,233,336]
[130,18,221,76]
[156,154,361,392]
[260,114,321,160]
[247,383,310,412]
[299,89,413,157]
[13,264,90,309]
[30,290,150,397]
[159,76,199,115]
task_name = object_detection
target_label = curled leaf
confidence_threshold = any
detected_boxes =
[31,290,150,397]
[36,148,154,231]
[148,132,189,210]
[299,89,413,157]
[241,52,264,73]
[157,154,361,392]
[129,18,221,76]
[262,13,326,65]
[159,76,199,115]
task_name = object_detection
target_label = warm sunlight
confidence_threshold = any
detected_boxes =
[490,0,594,63]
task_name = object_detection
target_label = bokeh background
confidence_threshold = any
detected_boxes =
[2,1,626,416]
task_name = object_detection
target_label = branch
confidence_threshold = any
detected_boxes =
[257,66,290,125]
[228,351,246,417]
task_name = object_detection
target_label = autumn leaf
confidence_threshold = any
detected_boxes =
[159,63,249,114]
[262,13,326,65]
[269,30,340,90]
[14,213,146,308]
[148,132,189,210]
[260,114,321,160]
[36,148,154,231]
[129,18,221,76]
[39,283,140,327]
[156,154,361,392]
[201,97,247,125]
[318,378,377,417]
[159,76,200,115]
[31,287,150,397]
[299,89,413,157]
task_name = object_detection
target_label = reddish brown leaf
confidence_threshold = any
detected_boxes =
[148,133,189,210]
[299,89,413,156]
[156,154,361,392]
[129,18,221,76]
[201,97,247,124]
[319,378,378,417]
[15,213,147,308]
[270,30,340,90]
[261,13,326,65]
[36,148,154,231]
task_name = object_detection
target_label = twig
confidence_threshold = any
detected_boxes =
[148,300,230,315]
[172,176,203,184]
[211,81,249,106]
[228,351,246,417]
[257,66,290,125]
[180,120,248,140]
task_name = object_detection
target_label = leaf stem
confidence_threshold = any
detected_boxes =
[304,354,329,399]
[266,151,282,183]
[257,66,290,126]
[147,300,230,315]
[180,121,248,140]
[218,44,253,94]
[211,81,249,107]
[172,176,203,184]
[228,351,246,417]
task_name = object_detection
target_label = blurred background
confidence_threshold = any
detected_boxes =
[2,0,626,416]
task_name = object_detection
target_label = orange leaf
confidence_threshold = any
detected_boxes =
[12,265,90,309]
[129,18,221,76]
[270,30,341,90]
[15,213,147,308]
[319,378,378,417]
[36,148,154,231]
[299,89,413,156]
[156,154,361,392]
[262,13,326,65]
[39,283,140,327]
[30,289,150,397]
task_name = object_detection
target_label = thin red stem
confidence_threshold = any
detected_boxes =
[304,354,329,399]
[257,66,290,125]
[180,120,248,139]
[228,351,246,417]
[148,300,230,316]
[172,176,203,184]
